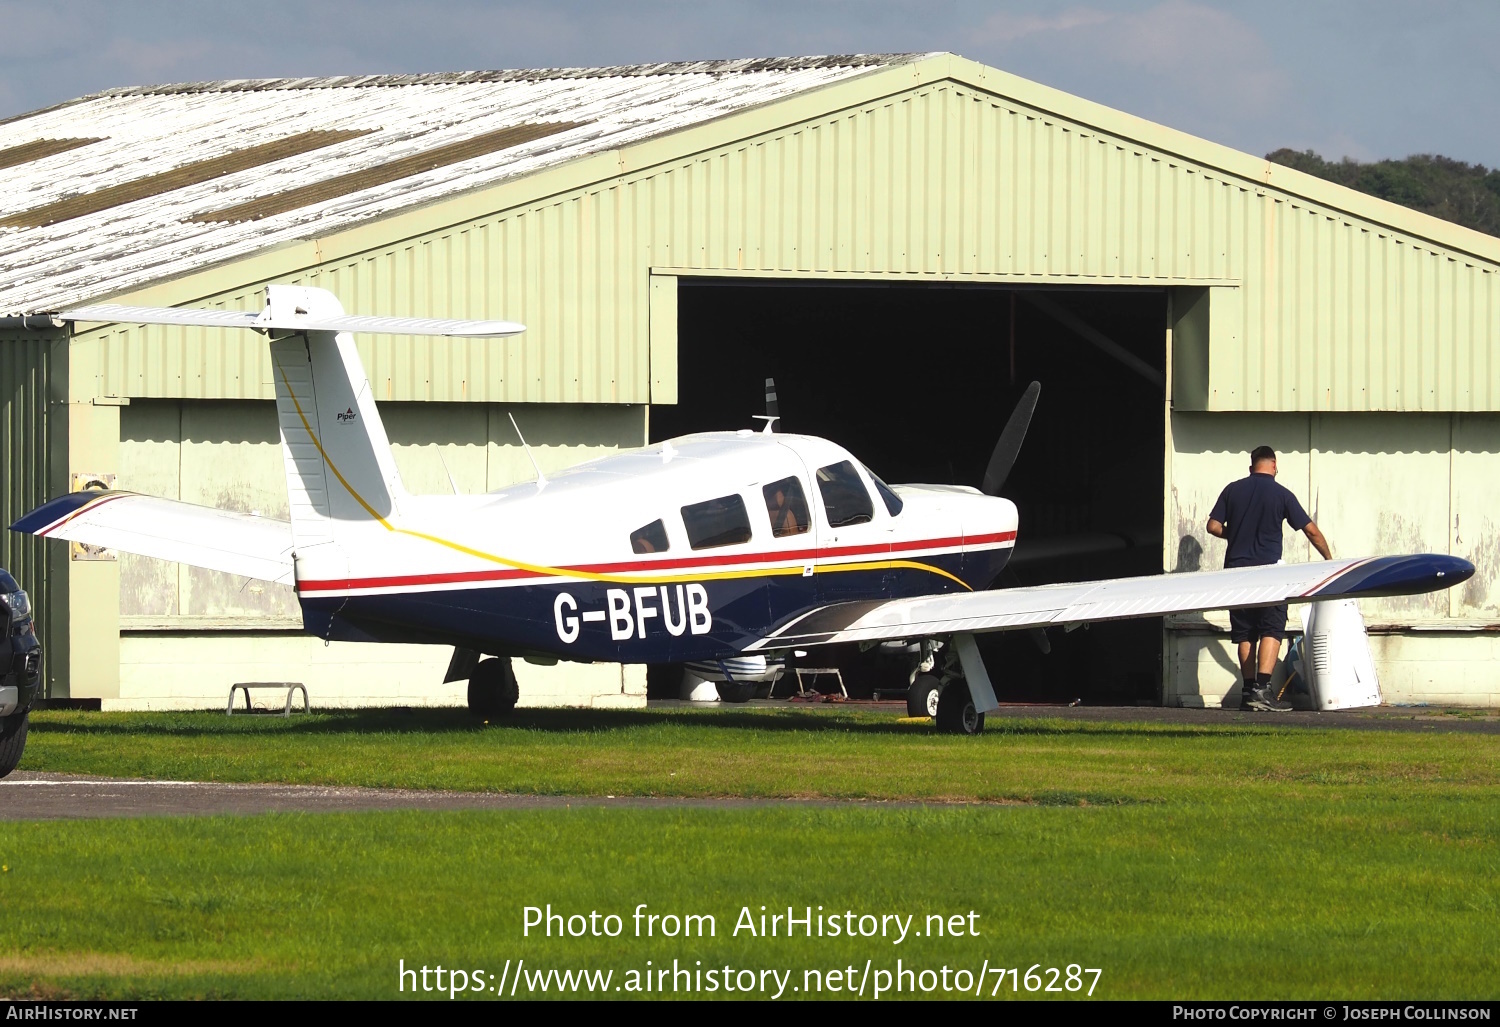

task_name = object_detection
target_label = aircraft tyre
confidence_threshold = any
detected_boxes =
[907,674,942,718]
[715,681,756,703]
[467,658,519,719]
[0,713,28,779]
[935,682,985,735]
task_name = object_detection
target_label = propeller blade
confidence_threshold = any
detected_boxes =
[981,380,1041,496]
[1028,626,1052,656]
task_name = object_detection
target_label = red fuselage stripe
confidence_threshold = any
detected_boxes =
[297,531,1018,593]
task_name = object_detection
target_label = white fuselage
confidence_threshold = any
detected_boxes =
[295,431,1019,662]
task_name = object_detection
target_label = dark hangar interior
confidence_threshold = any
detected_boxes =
[651,280,1168,704]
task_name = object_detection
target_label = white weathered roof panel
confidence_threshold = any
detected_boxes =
[0,55,927,310]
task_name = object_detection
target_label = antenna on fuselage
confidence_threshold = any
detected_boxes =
[507,412,547,490]
[436,448,461,495]
[752,376,781,434]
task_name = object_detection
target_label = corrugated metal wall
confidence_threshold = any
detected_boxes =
[1169,411,1500,624]
[1167,409,1500,706]
[72,79,1500,411]
[0,333,56,583]
[0,329,67,681]
[118,399,300,628]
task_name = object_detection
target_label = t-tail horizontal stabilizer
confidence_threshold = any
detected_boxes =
[34,290,526,339]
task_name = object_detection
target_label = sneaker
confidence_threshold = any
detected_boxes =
[1241,685,1292,712]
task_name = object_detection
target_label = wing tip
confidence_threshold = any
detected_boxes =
[10,490,125,535]
[1312,553,1475,600]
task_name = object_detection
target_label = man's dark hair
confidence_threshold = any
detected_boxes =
[1250,445,1277,466]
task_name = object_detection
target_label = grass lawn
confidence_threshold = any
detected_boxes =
[1,708,1497,1000]
[18,706,1500,803]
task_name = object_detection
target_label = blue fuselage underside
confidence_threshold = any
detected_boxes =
[298,548,1010,663]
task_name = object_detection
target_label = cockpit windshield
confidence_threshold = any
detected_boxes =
[860,463,904,517]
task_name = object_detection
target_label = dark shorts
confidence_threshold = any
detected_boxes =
[1229,604,1288,644]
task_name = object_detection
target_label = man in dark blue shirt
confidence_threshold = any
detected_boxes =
[1207,446,1333,712]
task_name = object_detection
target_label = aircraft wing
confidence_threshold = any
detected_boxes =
[746,555,1473,650]
[11,491,294,585]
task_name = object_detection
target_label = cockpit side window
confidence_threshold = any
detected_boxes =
[762,476,811,538]
[681,494,753,550]
[861,463,904,517]
[816,460,874,527]
[630,519,670,554]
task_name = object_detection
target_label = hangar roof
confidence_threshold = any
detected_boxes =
[6,49,1500,316]
[0,54,927,311]
[5,52,1498,414]
[7,51,1500,317]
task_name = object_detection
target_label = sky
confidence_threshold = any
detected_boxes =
[2,0,1497,167]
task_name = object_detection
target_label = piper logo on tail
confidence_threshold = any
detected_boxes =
[337,407,357,423]
[554,585,712,644]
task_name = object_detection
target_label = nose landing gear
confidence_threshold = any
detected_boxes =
[906,673,942,718]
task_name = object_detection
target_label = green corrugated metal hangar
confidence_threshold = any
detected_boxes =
[1,52,1496,710]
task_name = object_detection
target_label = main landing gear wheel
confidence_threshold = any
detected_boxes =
[907,674,942,718]
[935,682,985,735]
[714,681,756,703]
[467,658,519,719]
[0,713,29,778]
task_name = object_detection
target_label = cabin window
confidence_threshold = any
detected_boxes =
[762,476,811,538]
[862,463,904,517]
[816,461,874,528]
[681,494,753,550]
[630,519,670,554]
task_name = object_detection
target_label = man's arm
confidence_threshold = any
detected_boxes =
[1303,521,1333,560]
[1206,485,1230,540]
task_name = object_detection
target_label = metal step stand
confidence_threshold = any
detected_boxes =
[227,682,310,717]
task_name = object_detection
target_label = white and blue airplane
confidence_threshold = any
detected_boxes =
[12,286,1474,732]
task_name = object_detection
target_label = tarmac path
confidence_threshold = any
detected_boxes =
[0,773,871,821]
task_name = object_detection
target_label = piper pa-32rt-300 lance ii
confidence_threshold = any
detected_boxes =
[11,286,1474,732]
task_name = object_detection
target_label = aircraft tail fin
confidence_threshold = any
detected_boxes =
[42,285,526,585]
[264,286,407,566]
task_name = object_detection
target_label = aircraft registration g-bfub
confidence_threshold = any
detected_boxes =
[12,286,1475,733]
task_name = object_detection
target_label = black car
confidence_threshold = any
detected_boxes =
[0,568,42,778]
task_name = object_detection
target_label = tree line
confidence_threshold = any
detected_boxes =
[1266,149,1500,236]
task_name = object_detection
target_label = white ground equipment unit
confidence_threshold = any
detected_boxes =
[681,656,786,702]
[1293,599,1382,710]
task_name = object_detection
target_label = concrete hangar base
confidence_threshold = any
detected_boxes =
[1,53,1496,711]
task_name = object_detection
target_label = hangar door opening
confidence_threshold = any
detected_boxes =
[653,280,1167,704]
